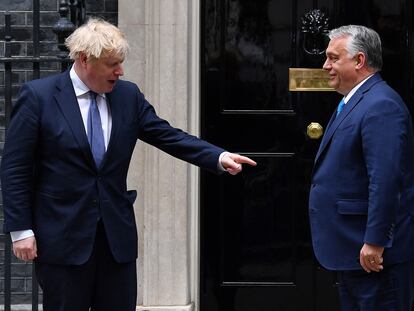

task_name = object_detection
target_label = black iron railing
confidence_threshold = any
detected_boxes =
[0,1,85,310]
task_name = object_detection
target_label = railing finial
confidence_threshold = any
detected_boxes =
[52,0,76,59]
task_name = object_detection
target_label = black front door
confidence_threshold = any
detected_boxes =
[200,0,414,310]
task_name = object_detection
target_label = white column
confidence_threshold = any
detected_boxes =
[118,0,200,310]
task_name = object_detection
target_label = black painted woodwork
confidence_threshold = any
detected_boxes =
[200,1,414,310]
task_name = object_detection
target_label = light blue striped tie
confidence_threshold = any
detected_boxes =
[336,99,345,117]
[87,91,105,168]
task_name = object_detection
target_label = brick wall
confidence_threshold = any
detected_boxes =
[0,0,118,305]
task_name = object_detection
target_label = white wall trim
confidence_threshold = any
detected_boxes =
[119,0,201,309]
[136,303,194,311]
[188,0,201,310]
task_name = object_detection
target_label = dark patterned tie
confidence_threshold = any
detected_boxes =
[87,91,105,167]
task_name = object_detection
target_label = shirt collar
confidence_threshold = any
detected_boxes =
[69,65,105,98]
[343,74,374,103]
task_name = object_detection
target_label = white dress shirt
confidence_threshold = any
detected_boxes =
[70,67,112,149]
[343,74,374,104]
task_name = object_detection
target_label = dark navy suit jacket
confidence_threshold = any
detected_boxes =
[309,73,414,270]
[1,70,224,265]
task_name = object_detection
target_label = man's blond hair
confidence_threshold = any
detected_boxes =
[65,17,129,60]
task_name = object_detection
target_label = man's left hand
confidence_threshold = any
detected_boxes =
[221,153,257,175]
[360,243,384,273]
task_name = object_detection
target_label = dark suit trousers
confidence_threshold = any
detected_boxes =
[35,221,137,311]
[338,260,414,311]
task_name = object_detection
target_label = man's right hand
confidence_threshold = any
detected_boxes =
[13,236,37,261]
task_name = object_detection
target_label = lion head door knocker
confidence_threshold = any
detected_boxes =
[301,9,330,56]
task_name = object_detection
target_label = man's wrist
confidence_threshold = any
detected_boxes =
[218,151,229,171]
[10,230,35,242]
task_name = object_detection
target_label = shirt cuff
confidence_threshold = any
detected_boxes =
[218,151,229,172]
[10,230,35,242]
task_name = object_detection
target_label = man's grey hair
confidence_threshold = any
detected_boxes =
[328,25,382,71]
[65,17,129,61]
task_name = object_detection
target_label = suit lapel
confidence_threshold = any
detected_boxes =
[101,92,120,167]
[314,73,383,165]
[314,109,337,161]
[54,71,96,168]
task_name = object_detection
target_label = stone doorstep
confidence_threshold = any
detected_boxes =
[0,305,42,311]
[0,304,194,311]
[136,304,194,311]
